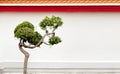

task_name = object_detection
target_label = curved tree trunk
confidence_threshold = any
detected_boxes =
[19,40,30,74]
[23,54,29,74]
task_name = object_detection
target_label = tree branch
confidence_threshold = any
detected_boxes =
[36,32,54,47]
[21,29,56,48]
[43,41,50,45]
[52,28,56,33]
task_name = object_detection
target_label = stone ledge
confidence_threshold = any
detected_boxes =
[2,62,120,69]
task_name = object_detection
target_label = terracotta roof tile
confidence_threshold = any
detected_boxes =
[0,0,120,4]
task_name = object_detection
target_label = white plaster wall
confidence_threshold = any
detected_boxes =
[1,12,120,63]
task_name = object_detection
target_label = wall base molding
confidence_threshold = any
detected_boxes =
[3,68,120,74]
[2,62,120,68]
[2,62,120,73]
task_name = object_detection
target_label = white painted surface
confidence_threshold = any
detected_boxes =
[1,12,120,68]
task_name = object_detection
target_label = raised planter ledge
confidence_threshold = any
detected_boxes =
[1,62,120,73]
[2,62,120,69]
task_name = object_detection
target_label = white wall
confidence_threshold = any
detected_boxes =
[1,12,120,66]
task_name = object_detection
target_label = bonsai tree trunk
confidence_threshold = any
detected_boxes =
[19,40,30,74]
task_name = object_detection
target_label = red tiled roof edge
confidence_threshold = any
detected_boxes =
[0,0,120,4]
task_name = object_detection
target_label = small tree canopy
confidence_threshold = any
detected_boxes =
[28,31,42,45]
[14,16,63,46]
[39,16,63,30]
[14,21,34,34]
[14,21,42,45]
[49,36,62,45]
[51,16,63,29]
[15,27,35,41]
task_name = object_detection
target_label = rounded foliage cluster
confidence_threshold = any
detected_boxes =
[49,36,62,45]
[14,21,42,45]
[39,16,63,30]
[28,31,42,45]
[14,21,34,33]
[15,27,35,41]
[51,16,63,28]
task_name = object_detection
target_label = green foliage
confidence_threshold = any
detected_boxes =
[14,16,63,46]
[49,36,62,45]
[14,21,42,45]
[51,16,63,29]
[39,16,63,30]
[39,16,53,30]
[15,27,35,41]
[28,31,42,45]
[14,21,34,34]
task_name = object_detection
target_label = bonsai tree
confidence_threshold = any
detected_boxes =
[14,16,63,74]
